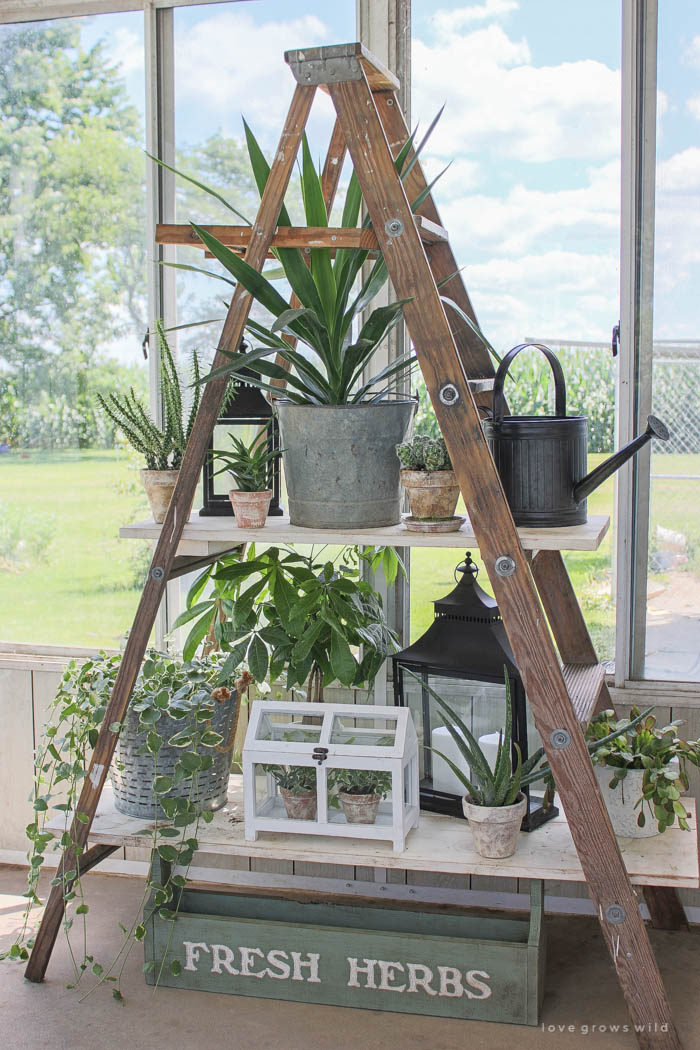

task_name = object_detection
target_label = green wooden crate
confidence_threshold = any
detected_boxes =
[144,877,545,1024]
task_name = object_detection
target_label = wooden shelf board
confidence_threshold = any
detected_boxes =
[55,777,699,889]
[119,513,610,554]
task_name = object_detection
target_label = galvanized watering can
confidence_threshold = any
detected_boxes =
[481,343,669,527]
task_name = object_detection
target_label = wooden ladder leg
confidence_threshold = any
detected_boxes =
[23,82,316,984]
[533,549,688,932]
[325,67,682,1050]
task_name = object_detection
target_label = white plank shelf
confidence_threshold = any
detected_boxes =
[119,513,611,555]
[54,777,699,889]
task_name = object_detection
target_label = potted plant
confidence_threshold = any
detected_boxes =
[264,765,318,820]
[396,434,462,531]
[329,768,393,825]
[164,125,425,528]
[96,321,201,523]
[211,423,282,527]
[586,707,700,837]
[173,544,399,700]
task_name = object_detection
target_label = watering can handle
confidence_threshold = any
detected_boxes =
[492,343,567,423]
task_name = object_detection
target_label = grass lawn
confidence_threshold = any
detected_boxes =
[2,449,696,659]
[0,449,150,648]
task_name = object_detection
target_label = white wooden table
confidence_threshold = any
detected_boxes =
[57,777,699,890]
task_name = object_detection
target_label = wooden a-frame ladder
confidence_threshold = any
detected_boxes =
[25,42,687,1050]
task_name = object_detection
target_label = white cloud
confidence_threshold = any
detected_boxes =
[106,25,144,77]
[657,147,700,192]
[174,10,336,146]
[413,27,619,165]
[685,94,700,121]
[433,0,519,32]
[683,34,700,68]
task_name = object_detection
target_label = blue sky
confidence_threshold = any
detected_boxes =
[86,0,699,356]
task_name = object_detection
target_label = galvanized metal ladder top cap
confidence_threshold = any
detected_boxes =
[284,41,400,91]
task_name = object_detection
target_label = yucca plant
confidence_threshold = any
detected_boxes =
[97,321,202,469]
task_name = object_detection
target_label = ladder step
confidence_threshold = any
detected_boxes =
[562,663,606,726]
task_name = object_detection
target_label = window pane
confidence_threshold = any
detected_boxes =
[410,1,620,660]
[0,14,148,647]
[642,1,700,680]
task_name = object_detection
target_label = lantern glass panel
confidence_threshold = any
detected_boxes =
[401,672,545,795]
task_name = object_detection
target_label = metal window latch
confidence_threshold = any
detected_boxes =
[612,322,620,358]
[312,747,329,766]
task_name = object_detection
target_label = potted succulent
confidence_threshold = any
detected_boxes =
[586,707,700,837]
[164,124,426,528]
[329,768,393,825]
[97,321,201,523]
[211,424,282,527]
[265,765,318,820]
[396,434,462,531]
[428,677,551,858]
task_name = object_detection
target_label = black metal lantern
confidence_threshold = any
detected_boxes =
[392,552,557,832]
[199,357,283,518]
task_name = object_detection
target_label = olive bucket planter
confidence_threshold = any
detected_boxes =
[275,401,416,529]
[111,698,237,819]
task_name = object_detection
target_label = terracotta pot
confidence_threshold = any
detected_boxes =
[140,468,179,524]
[280,788,317,821]
[400,469,460,521]
[462,793,526,859]
[593,763,678,838]
[339,791,381,825]
[228,489,272,528]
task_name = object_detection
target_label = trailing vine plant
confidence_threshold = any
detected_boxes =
[2,650,246,1003]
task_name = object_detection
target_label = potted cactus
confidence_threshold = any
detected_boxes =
[396,435,462,531]
[211,424,282,527]
[96,322,201,523]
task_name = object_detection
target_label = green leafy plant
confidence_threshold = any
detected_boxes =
[586,707,700,832]
[96,321,201,470]
[328,768,392,799]
[264,765,317,795]
[173,544,398,700]
[396,434,452,471]
[212,424,282,492]
[4,649,244,1001]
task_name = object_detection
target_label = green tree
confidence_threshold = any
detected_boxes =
[0,21,147,426]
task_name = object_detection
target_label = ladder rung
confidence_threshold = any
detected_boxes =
[415,215,448,244]
[468,378,494,393]
[562,663,606,726]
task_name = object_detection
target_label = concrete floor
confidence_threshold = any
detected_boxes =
[1,866,698,1050]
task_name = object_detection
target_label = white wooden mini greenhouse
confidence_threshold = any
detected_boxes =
[242,701,420,852]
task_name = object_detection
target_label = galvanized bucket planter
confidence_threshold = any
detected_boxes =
[111,698,237,819]
[275,400,416,528]
[145,876,545,1025]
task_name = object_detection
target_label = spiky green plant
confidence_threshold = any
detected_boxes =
[396,435,451,471]
[153,111,453,405]
[96,321,202,470]
[212,425,282,492]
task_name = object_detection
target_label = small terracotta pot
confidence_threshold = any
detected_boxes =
[339,791,381,825]
[228,489,272,528]
[140,468,179,524]
[462,793,526,859]
[280,788,317,821]
[400,469,460,521]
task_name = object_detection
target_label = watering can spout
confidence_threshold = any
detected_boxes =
[572,415,669,505]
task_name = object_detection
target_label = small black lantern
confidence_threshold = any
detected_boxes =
[199,358,283,518]
[392,552,557,831]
